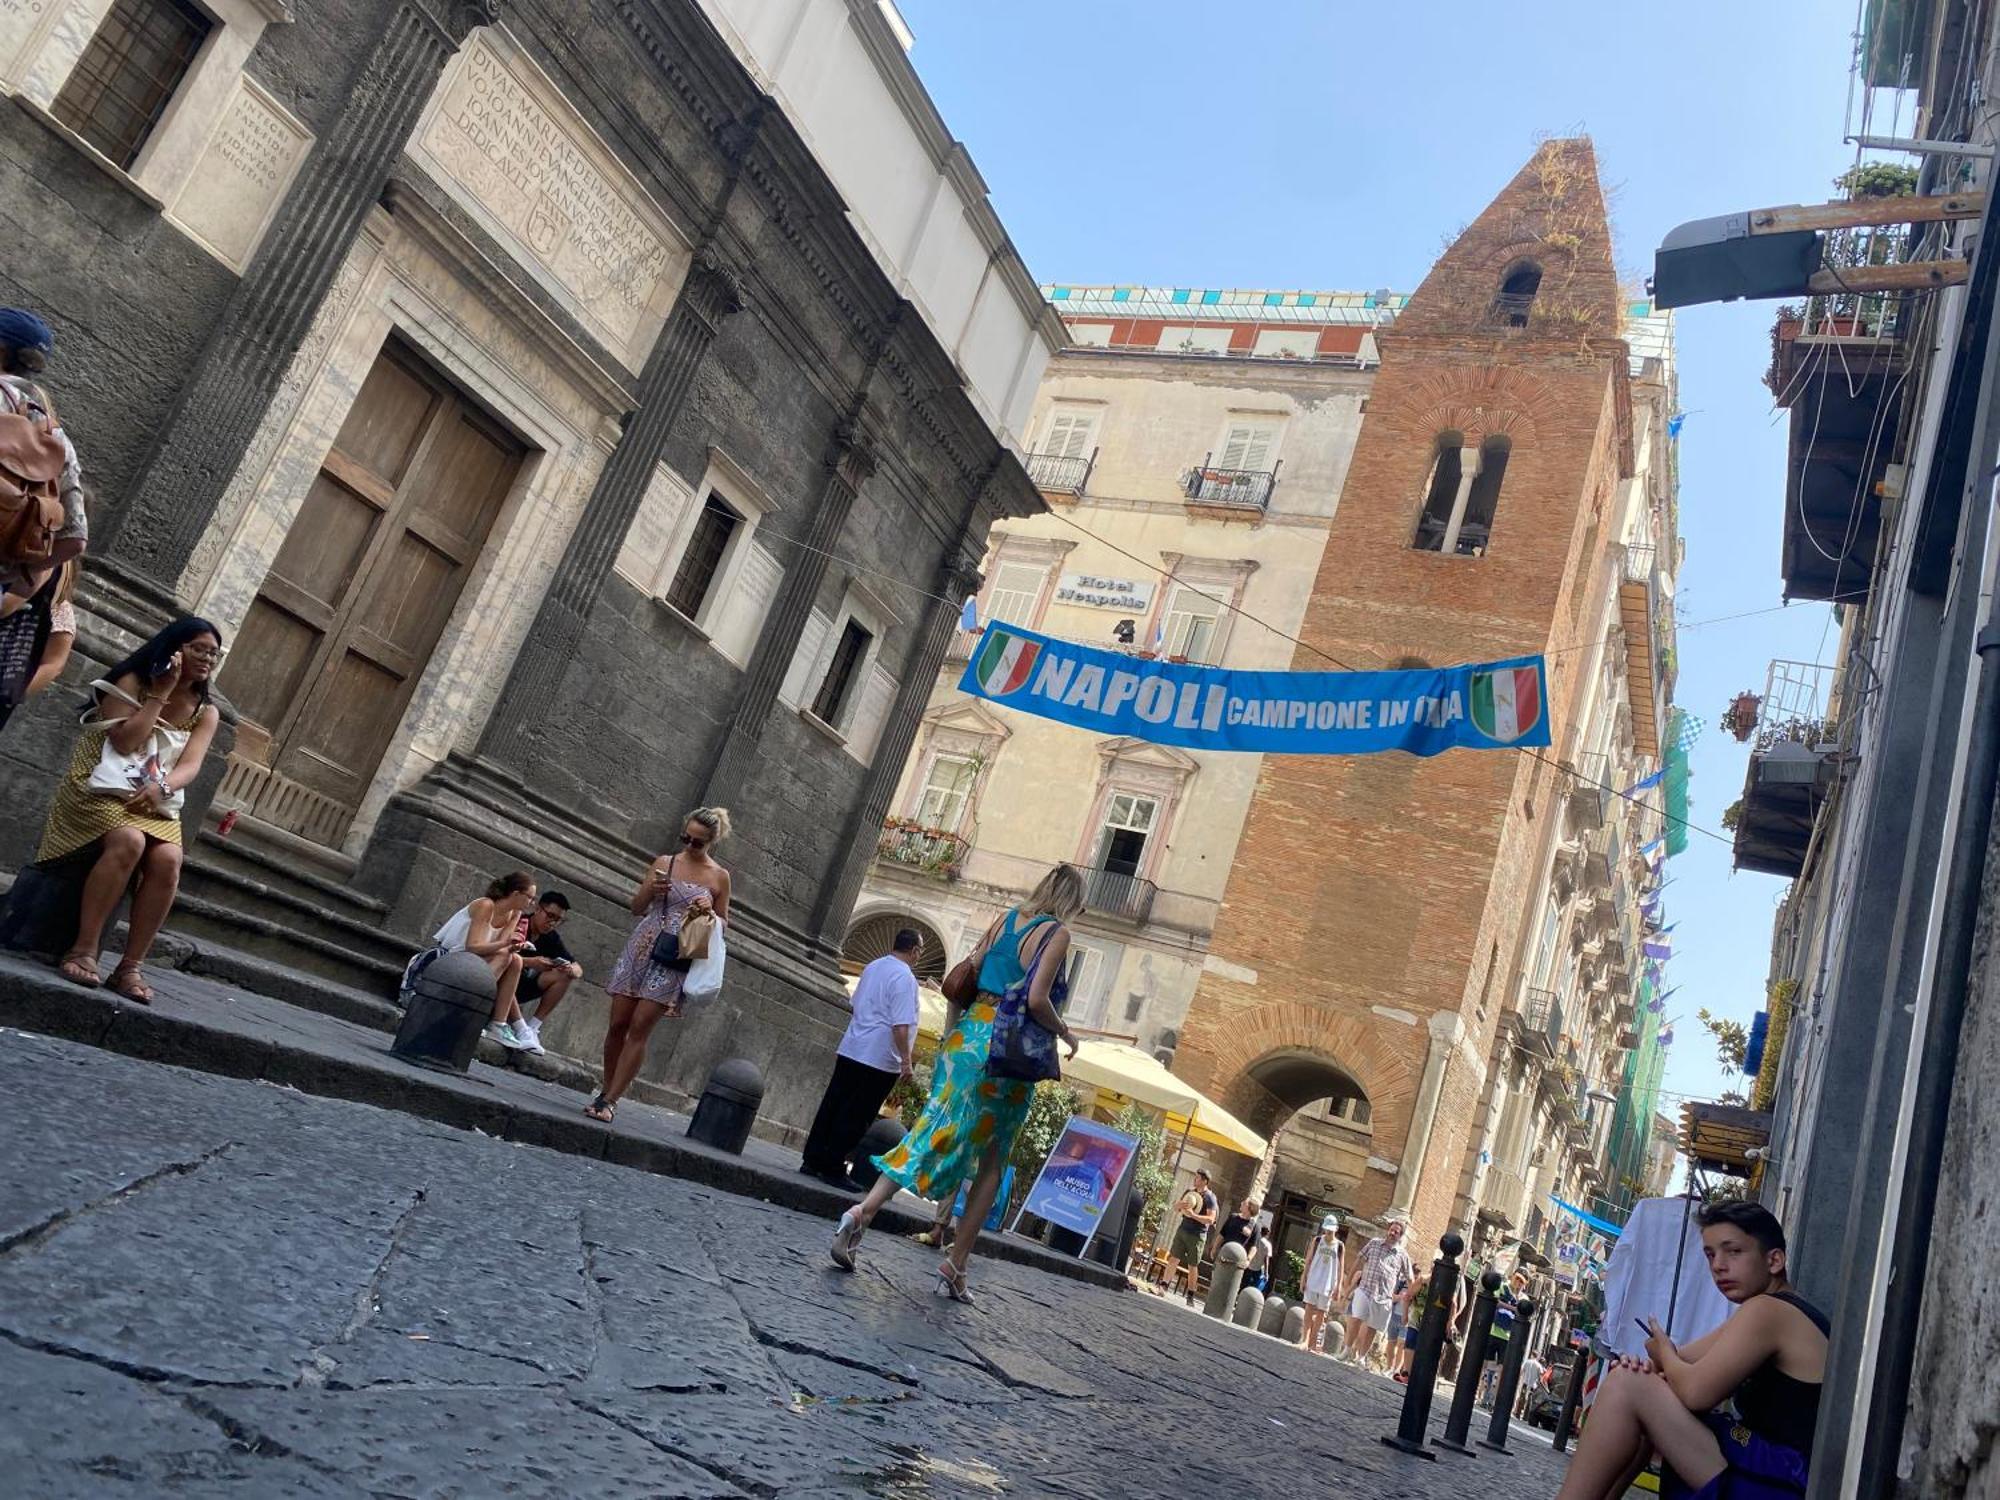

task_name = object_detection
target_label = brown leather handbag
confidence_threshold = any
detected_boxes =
[941,914,1002,1006]
[0,384,67,570]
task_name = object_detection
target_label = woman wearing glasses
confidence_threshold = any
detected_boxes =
[587,805,732,1122]
[35,617,222,1002]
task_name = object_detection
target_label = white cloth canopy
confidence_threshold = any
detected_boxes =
[1599,1195,1735,1358]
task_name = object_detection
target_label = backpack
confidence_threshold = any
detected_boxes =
[0,381,67,570]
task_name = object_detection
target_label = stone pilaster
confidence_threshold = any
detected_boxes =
[809,550,983,952]
[478,253,744,763]
[97,0,499,607]
[700,429,876,804]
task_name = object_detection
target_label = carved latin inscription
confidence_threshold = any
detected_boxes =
[169,76,312,270]
[410,30,689,371]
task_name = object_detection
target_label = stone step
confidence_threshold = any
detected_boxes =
[164,873,411,998]
[188,826,392,924]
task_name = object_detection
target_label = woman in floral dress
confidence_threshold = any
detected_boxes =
[829,864,1083,1301]
[587,806,732,1122]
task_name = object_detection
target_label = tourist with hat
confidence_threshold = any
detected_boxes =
[1300,1212,1345,1354]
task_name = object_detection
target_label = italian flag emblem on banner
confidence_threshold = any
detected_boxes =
[973,628,1042,697]
[1469,666,1543,744]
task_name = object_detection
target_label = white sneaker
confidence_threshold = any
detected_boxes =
[523,1017,542,1041]
[515,1021,546,1055]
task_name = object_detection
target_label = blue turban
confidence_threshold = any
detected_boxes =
[0,308,54,356]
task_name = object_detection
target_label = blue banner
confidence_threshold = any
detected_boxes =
[958,623,1551,756]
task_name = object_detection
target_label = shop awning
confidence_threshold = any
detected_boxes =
[1067,1040,1269,1159]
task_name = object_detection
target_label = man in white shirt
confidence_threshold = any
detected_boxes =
[799,929,922,1189]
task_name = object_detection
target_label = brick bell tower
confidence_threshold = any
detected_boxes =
[1175,140,1633,1236]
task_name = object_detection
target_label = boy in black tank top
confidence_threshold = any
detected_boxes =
[1555,1202,1829,1500]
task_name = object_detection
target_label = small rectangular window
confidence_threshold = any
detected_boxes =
[664,493,741,619]
[52,0,211,170]
[1039,408,1096,459]
[1095,792,1158,876]
[917,753,979,831]
[812,618,873,726]
[1217,421,1278,472]
[1160,583,1225,664]
[986,561,1047,627]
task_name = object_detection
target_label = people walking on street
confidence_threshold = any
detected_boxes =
[1393,1261,1456,1384]
[590,807,732,1122]
[1300,1212,1345,1353]
[414,872,543,1052]
[1555,1202,1829,1500]
[1514,1345,1549,1420]
[1218,1197,1260,1258]
[1481,1270,1528,1408]
[30,618,220,1003]
[1340,1216,1415,1367]
[828,864,1083,1302]
[514,890,582,1047]
[1161,1169,1218,1305]
[1246,1214,1274,1295]
[800,928,922,1188]
[23,557,76,699]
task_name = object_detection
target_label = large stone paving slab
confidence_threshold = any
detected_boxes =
[0,1029,1574,1497]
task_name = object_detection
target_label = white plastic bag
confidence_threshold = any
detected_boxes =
[682,922,726,999]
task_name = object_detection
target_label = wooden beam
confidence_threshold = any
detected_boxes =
[1749,192,1985,234]
[1805,261,1971,294]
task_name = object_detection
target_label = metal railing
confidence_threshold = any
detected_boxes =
[875,822,969,879]
[1488,290,1536,327]
[1521,986,1563,1059]
[1024,449,1095,496]
[1182,457,1279,512]
[1083,866,1158,923]
[1752,659,1845,751]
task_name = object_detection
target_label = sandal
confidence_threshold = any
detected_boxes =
[106,963,153,1006]
[583,1095,617,1123]
[56,952,101,989]
[933,1261,974,1303]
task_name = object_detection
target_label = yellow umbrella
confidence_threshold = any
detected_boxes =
[1166,1096,1267,1159]
[1066,1040,1268,1160]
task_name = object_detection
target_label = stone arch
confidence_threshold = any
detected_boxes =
[1402,363,1564,450]
[841,909,947,984]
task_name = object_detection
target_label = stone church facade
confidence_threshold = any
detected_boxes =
[0,0,1056,1127]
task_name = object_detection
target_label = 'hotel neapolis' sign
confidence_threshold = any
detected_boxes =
[960,623,1550,756]
[1054,573,1154,611]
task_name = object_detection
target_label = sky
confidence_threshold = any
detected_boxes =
[897,0,1871,1117]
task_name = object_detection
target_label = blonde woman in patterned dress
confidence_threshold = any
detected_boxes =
[587,806,732,1123]
[40,617,222,1003]
[830,864,1084,1302]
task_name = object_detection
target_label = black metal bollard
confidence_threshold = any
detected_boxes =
[686,1057,764,1154]
[1551,1344,1590,1454]
[1478,1299,1537,1453]
[1380,1231,1464,1461]
[1435,1268,1503,1456]
[391,950,498,1074]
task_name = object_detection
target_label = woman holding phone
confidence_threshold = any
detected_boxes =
[588,806,732,1122]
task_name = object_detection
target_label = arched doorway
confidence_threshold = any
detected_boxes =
[841,910,947,984]
[1239,1050,1375,1283]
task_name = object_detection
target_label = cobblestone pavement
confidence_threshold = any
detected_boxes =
[0,1030,1572,1498]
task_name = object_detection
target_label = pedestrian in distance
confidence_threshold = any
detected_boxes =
[1392,1261,1456,1385]
[1554,1201,1830,1500]
[514,889,582,1048]
[1245,1213,1275,1295]
[22,557,76,700]
[1217,1196,1260,1258]
[1481,1269,1529,1408]
[829,864,1083,1302]
[1300,1212,1345,1354]
[1340,1215,1415,1367]
[1514,1344,1549,1420]
[800,927,923,1189]
[589,806,732,1123]
[32,618,221,1002]
[408,872,544,1053]
[1161,1168,1218,1305]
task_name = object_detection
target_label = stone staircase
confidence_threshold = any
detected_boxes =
[165,823,415,999]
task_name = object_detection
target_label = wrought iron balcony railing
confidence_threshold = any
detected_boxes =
[1083,866,1158,923]
[1521,986,1563,1060]
[1025,449,1095,496]
[1182,458,1278,512]
[876,822,968,879]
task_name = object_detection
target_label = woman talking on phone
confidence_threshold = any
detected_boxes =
[587,806,732,1123]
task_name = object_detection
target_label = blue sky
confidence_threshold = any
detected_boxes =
[899,0,1864,1115]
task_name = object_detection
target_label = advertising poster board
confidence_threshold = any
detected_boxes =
[1019,1116,1139,1245]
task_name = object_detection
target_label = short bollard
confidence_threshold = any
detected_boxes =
[1281,1304,1308,1346]
[1435,1268,1503,1457]
[1204,1241,1248,1319]
[847,1115,906,1190]
[1380,1231,1463,1461]
[391,950,497,1074]
[1478,1299,1537,1454]
[1257,1294,1288,1338]
[1551,1345,1590,1454]
[1232,1286,1265,1328]
[686,1058,764,1154]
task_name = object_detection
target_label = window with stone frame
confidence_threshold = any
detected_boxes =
[811,617,874,727]
[1038,405,1098,461]
[985,559,1049,628]
[1158,581,1226,664]
[52,0,211,170]
[1063,940,1109,1031]
[915,752,979,833]
[1215,417,1280,473]
[664,491,742,619]
[1092,791,1158,878]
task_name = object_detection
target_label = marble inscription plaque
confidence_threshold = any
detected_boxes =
[412,32,687,370]
[170,77,312,270]
[0,0,58,80]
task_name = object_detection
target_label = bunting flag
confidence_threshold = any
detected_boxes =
[1667,413,1687,439]
[959,596,979,633]
[1659,1024,1676,1047]
[1623,769,1666,796]
[1643,939,1672,961]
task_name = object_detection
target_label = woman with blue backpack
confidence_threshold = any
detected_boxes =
[829,863,1084,1301]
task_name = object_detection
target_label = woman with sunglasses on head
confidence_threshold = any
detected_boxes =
[588,806,732,1122]
[35,617,222,1002]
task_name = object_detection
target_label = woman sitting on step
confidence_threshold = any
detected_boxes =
[402,871,545,1055]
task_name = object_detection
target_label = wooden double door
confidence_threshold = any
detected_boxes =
[226,341,526,845]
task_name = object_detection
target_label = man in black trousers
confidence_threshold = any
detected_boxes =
[800,928,921,1189]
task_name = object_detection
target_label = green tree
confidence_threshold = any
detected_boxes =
[1108,1101,1175,1240]
[1697,1008,1749,1074]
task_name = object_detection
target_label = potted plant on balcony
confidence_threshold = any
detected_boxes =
[1721,691,1762,742]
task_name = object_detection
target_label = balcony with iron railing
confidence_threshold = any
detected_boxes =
[1024,447,1097,498]
[1083,866,1158,924]
[1564,751,1612,835]
[1182,455,1280,516]
[1619,543,1671,757]
[875,820,969,880]
[1479,1164,1530,1231]
[1520,986,1563,1060]
[1730,659,1846,878]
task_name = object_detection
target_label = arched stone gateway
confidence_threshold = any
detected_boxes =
[841,910,947,985]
